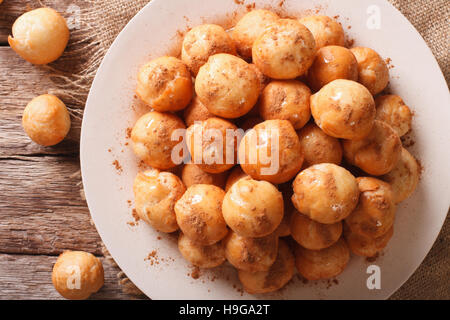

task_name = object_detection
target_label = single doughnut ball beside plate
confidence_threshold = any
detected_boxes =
[133,169,186,233]
[131,111,186,170]
[252,19,316,79]
[136,56,193,112]
[52,251,104,300]
[181,162,228,188]
[351,47,389,95]
[178,232,226,268]
[295,238,349,281]
[375,95,413,137]
[224,231,278,272]
[238,239,295,294]
[174,184,228,245]
[182,24,236,76]
[299,15,345,50]
[222,178,283,238]
[259,80,311,129]
[345,177,396,238]
[291,211,342,250]
[183,95,215,127]
[310,79,376,140]
[232,9,280,60]
[195,53,260,118]
[297,122,342,168]
[292,163,360,224]
[381,147,420,203]
[239,120,304,184]
[344,224,394,257]
[307,45,358,91]
[22,94,71,146]
[343,120,402,176]
[9,8,69,64]
[224,166,249,192]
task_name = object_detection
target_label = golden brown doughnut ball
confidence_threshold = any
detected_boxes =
[224,231,278,272]
[136,56,193,112]
[183,95,215,127]
[310,79,376,140]
[248,63,271,93]
[375,95,412,137]
[259,80,311,129]
[224,166,249,192]
[239,120,304,184]
[344,224,393,257]
[295,238,349,281]
[9,8,69,65]
[307,45,358,91]
[299,15,345,50]
[351,47,389,95]
[133,169,186,233]
[182,24,236,76]
[22,94,71,146]
[222,178,284,238]
[252,19,316,79]
[272,182,296,237]
[345,177,396,238]
[238,239,295,294]
[381,147,420,203]
[343,120,402,176]
[131,111,186,170]
[232,9,280,60]
[186,117,238,173]
[292,163,360,224]
[181,162,228,189]
[291,211,342,250]
[178,233,226,268]
[195,54,260,118]
[297,122,342,167]
[52,251,104,300]
[174,184,228,245]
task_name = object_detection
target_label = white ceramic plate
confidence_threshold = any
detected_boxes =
[81,0,450,299]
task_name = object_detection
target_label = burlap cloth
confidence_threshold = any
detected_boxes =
[56,0,448,299]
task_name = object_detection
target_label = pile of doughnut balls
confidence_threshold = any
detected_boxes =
[7,6,104,299]
[131,9,420,294]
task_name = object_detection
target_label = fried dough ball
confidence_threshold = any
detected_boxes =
[232,9,280,60]
[133,169,186,233]
[224,231,278,272]
[186,117,238,173]
[381,148,420,203]
[292,163,360,224]
[345,177,396,238]
[136,56,193,112]
[174,184,228,245]
[295,238,349,281]
[297,122,342,167]
[222,178,284,238]
[273,182,295,237]
[239,120,304,184]
[238,239,295,294]
[344,224,393,257]
[252,19,316,79]
[52,251,104,300]
[9,8,69,65]
[259,80,311,129]
[224,166,249,192]
[291,211,342,250]
[22,94,71,146]
[375,95,413,137]
[181,162,228,188]
[299,15,345,50]
[351,47,389,95]
[183,95,215,127]
[310,79,376,140]
[195,54,260,118]
[343,120,402,176]
[178,233,226,268]
[249,63,271,93]
[131,111,186,170]
[307,45,358,91]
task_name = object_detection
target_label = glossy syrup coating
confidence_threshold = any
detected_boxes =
[344,224,394,257]
[178,233,226,268]
[183,95,215,127]
[375,95,413,137]
[181,162,228,189]
[351,47,389,95]
[224,166,249,192]
[299,15,346,50]
[133,169,186,233]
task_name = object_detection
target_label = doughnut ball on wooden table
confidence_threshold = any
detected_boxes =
[292,163,360,224]
[9,8,69,65]
[344,224,394,258]
[375,95,413,137]
[351,47,389,95]
[52,251,104,300]
[181,162,228,188]
[178,233,226,268]
[299,15,345,50]
[252,19,316,79]
[136,56,193,112]
[183,95,214,127]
